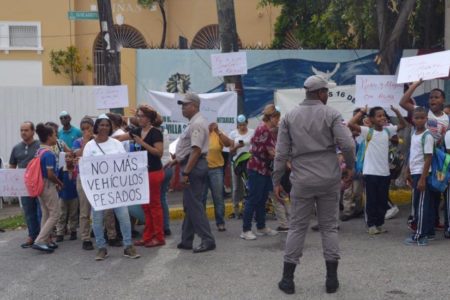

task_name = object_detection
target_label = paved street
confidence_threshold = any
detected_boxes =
[1,206,449,300]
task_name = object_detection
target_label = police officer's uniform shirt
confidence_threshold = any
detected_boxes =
[175,112,209,163]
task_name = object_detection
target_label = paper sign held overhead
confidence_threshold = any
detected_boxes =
[355,75,407,116]
[0,169,29,197]
[397,50,450,83]
[211,52,248,77]
[94,85,129,109]
[355,75,406,115]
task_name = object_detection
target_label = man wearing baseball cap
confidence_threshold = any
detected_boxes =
[58,111,82,149]
[273,75,354,295]
[172,92,216,253]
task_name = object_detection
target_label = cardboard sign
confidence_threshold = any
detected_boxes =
[211,52,248,77]
[355,75,407,116]
[79,152,149,211]
[94,85,129,109]
[0,169,29,197]
[397,51,450,83]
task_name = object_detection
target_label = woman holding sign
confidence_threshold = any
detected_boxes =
[116,105,165,248]
[83,115,140,260]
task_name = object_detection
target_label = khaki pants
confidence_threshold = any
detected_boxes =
[284,184,340,264]
[56,198,79,235]
[273,195,291,228]
[77,177,116,241]
[342,177,363,217]
[35,180,61,244]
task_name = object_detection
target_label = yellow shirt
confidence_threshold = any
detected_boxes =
[206,132,224,168]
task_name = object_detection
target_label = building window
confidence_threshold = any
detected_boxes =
[0,22,43,53]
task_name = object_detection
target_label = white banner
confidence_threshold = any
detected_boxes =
[275,86,356,121]
[397,50,450,83]
[211,52,248,77]
[79,152,149,211]
[355,75,407,116]
[146,90,237,141]
[94,85,129,109]
[0,169,29,197]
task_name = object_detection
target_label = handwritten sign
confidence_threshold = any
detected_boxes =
[79,152,149,211]
[397,51,450,83]
[211,52,248,77]
[0,169,29,197]
[94,85,129,109]
[355,75,407,116]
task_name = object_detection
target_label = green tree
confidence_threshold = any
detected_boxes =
[49,46,92,85]
[259,0,444,74]
[138,0,167,48]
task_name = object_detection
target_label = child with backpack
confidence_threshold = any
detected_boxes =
[404,107,434,246]
[30,123,63,253]
[348,105,406,235]
[400,81,448,232]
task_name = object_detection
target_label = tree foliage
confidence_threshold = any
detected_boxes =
[138,0,167,48]
[259,0,445,73]
[49,46,92,85]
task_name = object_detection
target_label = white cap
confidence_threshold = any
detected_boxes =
[304,75,336,92]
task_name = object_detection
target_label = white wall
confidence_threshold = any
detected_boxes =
[0,60,42,86]
[0,86,108,166]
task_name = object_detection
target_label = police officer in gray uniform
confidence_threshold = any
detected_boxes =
[273,75,355,295]
[172,92,216,253]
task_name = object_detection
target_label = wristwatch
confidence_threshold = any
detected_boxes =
[181,171,190,176]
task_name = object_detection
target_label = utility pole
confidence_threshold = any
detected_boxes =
[216,0,245,115]
[445,0,450,103]
[97,0,123,114]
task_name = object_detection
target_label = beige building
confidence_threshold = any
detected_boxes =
[0,0,280,87]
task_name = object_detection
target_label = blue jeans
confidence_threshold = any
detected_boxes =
[21,196,41,240]
[242,170,272,232]
[202,167,225,226]
[161,167,173,231]
[92,206,132,249]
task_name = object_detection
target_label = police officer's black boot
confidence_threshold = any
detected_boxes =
[325,260,339,293]
[278,262,296,294]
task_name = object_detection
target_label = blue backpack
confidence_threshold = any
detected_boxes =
[427,132,450,192]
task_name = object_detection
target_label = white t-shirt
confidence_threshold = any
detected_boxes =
[83,137,126,157]
[112,128,130,152]
[415,106,449,145]
[360,125,397,176]
[445,131,450,151]
[229,128,255,160]
[409,130,434,175]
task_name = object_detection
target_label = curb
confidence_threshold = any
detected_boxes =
[168,189,412,221]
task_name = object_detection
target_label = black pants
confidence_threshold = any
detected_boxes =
[364,175,390,227]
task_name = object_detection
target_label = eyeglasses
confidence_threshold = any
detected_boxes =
[60,116,69,120]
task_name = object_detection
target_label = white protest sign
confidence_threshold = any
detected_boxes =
[355,75,407,116]
[397,50,450,83]
[147,91,237,142]
[0,169,29,197]
[58,152,66,170]
[79,151,149,211]
[211,52,248,77]
[275,86,356,121]
[94,85,129,109]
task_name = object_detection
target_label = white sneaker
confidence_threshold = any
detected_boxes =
[240,231,257,240]
[385,205,399,220]
[255,227,278,236]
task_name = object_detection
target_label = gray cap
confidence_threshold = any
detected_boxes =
[177,92,201,105]
[304,75,337,92]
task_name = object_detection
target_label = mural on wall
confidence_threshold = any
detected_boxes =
[166,73,191,93]
[136,49,438,118]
